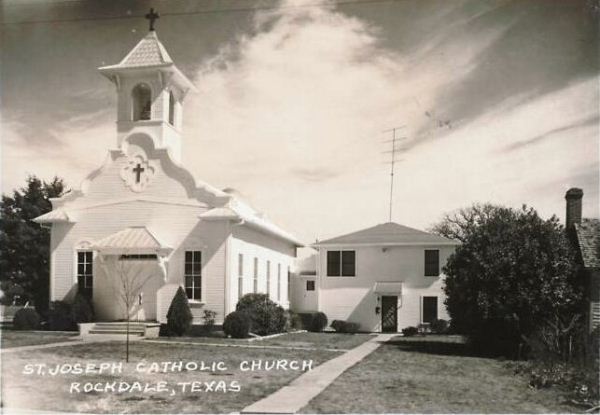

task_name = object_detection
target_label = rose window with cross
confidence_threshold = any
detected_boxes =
[120,153,157,192]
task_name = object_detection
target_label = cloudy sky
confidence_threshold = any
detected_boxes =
[1,0,598,245]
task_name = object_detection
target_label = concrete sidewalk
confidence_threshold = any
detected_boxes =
[241,333,395,414]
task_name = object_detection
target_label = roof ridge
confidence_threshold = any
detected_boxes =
[316,221,458,246]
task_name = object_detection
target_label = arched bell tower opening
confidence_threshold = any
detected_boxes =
[98,17,195,163]
[132,83,152,121]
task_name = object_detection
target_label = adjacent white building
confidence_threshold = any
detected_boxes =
[292,223,459,332]
[34,28,302,325]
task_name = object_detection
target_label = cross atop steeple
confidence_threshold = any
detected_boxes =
[145,8,160,31]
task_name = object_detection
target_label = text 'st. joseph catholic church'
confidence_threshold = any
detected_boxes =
[34,23,303,324]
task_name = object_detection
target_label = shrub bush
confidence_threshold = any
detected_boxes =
[223,311,250,338]
[13,307,40,330]
[236,293,286,335]
[331,320,360,333]
[330,320,344,332]
[430,319,449,334]
[402,326,418,337]
[202,309,217,332]
[298,312,328,332]
[166,287,193,336]
[48,301,76,331]
[0,281,26,306]
[285,310,303,331]
[70,294,94,324]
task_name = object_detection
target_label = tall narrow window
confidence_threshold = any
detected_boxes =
[253,257,258,293]
[277,264,281,302]
[132,83,152,121]
[424,250,440,277]
[238,253,244,300]
[77,251,93,300]
[184,251,202,301]
[266,260,271,298]
[287,267,291,302]
[168,91,175,125]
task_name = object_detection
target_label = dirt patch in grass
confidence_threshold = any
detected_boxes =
[1,330,77,348]
[302,335,578,413]
[2,340,339,413]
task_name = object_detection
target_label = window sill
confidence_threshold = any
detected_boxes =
[187,300,205,306]
[424,275,440,278]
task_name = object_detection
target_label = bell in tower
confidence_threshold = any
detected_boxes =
[98,9,196,163]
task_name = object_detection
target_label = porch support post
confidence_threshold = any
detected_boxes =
[157,252,170,282]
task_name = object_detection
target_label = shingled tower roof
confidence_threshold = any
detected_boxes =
[99,31,173,70]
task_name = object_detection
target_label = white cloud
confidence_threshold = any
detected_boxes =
[1,114,112,194]
[181,0,540,242]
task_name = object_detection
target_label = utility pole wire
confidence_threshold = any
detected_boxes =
[383,126,406,223]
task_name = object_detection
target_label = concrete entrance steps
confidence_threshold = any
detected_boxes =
[80,322,160,339]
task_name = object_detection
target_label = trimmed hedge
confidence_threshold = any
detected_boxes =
[70,294,94,324]
[223,311,250,338]
[236,293,286,335]
[48,301,76,331]
[402,326,418,337]
[430,318,449,334]
[286,310,303,331]
[331,320,360,333]
[13,307,40,330]
[298,312,328,332]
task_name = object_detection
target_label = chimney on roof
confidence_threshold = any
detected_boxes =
[565,188,583,229]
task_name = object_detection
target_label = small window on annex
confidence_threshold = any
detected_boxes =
[132,83,152,121]
[306,280,315,291]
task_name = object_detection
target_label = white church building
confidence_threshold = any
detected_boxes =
[34,26,302,325]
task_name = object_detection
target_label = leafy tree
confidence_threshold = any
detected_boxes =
[166,287,193,336]
[432,204,583,357]
[0,176,65,315]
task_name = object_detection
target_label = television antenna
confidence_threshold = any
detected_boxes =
[382,126,407,222]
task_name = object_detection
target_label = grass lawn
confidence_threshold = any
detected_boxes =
[1,340,339,413]
[157,331,375,350]
[302,335,578,413]
[1,330,78,348]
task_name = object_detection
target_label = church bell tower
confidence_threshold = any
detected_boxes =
[98,9,195,162]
